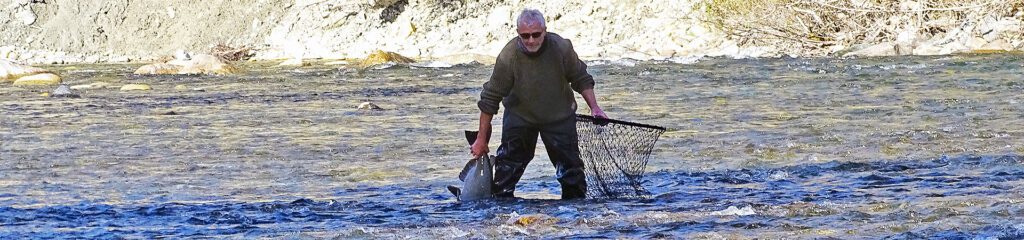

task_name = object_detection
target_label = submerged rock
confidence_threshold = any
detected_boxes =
[70,82,111,90]
[505,212,558,226]
[134,53,238,75]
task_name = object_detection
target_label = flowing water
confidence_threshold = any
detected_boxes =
[1,54,1023,238]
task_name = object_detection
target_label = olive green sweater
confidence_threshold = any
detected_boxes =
[478,32,595,124]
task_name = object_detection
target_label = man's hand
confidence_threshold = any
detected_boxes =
[581,88,607,119]
[471,112,494,159]
[471,138,489,159]
[591,108,608,119]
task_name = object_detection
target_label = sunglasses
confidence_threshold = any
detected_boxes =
[519,32,543,39]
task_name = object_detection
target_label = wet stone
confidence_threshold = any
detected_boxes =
[358,102,383,111]
[50,84,80,98]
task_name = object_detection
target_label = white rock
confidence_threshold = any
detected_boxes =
[487,6,512,28]
[895,27,919,54]
[1,59,51,82]
[980,39,1014,51]
[174,50,191,61]
[966,37,989,49]
[50,84,79,98]
[14,5,36,25]
[0,46,15,59]
[845,42,896,57]
[358,102,383,110]
[912,43,946,55]
[714,40,741,58]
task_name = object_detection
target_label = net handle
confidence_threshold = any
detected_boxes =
[576,114,667,131]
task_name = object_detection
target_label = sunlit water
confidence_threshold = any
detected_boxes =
[1,54,1023,238]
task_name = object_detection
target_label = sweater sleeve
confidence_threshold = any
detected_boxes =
[563,39,595,93]
[478,51,514,114]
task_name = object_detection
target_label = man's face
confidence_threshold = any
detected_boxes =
[517,23,546,53]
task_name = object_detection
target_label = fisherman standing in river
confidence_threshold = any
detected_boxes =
[471,8,607,200]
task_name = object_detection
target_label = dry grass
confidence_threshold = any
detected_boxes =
[696,0,1022,52]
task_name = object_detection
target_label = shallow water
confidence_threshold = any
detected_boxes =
[1,54,1023,238]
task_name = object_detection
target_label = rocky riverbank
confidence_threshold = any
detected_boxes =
[1,0,1022,65]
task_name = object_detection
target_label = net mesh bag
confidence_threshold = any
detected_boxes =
[576,114,666,199]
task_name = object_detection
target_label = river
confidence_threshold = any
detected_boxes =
[1,54,1022,238]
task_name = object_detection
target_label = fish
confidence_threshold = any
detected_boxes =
[447,131,493,201]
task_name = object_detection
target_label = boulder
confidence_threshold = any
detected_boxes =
[358,50,414,69]
[977,39,1015,52]
[50,84,80,98]
[966,37,989,50]
[12,73,61,86]
[1,59,61,85]
[912,43,947,55]
[358,102,383,110]
[134,53,238,75]
[134,63,181,75]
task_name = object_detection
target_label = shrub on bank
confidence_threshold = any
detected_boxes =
[696,0,1024,55]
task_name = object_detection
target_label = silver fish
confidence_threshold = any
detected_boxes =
[451,155,493,201]
[448,131,493,201]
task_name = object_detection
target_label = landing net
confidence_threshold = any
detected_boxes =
[576,114,666,199]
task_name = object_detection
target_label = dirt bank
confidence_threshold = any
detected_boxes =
[1,0,1021,64]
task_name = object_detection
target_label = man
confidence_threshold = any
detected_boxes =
[470,9,607,200]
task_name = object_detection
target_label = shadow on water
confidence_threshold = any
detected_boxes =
[2,155,1021,238]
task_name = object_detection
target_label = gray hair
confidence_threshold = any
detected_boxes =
[516,9,546,28]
